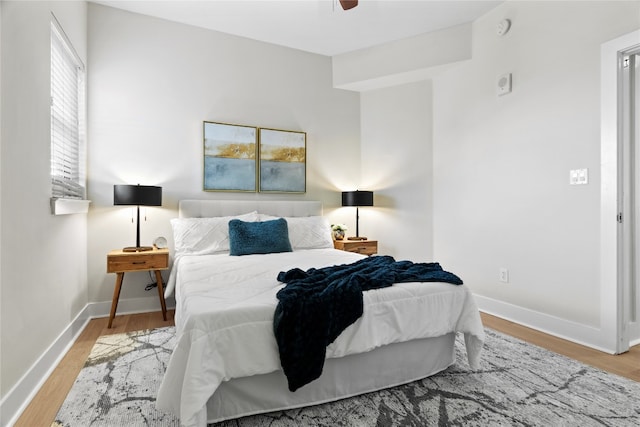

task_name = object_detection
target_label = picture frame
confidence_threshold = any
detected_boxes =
[259,128,306,193]
[203,121,257,192]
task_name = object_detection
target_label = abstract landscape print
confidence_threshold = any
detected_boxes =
[203,121,257,192]
[259,128,306,193]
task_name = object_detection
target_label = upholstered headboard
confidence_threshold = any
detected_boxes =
[178,200,323,218]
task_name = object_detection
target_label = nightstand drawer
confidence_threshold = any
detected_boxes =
[334,240,378,256]
[107,252,168,273]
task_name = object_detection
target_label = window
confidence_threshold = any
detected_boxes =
[50,16,86,205]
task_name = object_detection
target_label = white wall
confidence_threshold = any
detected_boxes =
[86,4,360,304]
[346,0,639,351]
[432,1,640,335]
[0,0,88,416]
[338,24,468,262]
[360,81,434,261]
[333,23,472,92]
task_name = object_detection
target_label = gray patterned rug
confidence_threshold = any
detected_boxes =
[52,326,640,427]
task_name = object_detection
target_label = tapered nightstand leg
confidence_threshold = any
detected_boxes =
[108,272,125,328]
[155,270,168,321]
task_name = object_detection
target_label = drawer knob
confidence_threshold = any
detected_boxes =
[132,261,147,265]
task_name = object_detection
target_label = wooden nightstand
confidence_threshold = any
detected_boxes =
[333,239,378,256]
[106,247,169,328]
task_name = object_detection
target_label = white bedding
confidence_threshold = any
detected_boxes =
[156,248,485,427]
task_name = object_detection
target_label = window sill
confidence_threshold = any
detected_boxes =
[50,198,91,215]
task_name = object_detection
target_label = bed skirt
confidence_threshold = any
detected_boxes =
[206,332,456,423]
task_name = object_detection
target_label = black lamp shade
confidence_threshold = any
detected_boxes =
[342,190,373,207]
[114,185,162,206]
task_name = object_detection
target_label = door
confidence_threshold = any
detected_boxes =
[621,49,640,345]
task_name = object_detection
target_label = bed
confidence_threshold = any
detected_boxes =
[156,200,485,427]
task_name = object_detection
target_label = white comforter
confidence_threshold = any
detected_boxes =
[156,249,485,427]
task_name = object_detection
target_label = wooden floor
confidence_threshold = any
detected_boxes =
[15,310,639,426]
[481,313,640,382]
[15,311,176,427]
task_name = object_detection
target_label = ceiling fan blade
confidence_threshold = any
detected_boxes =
[339,0,358,11]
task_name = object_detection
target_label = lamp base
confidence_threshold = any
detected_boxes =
[347,236,368,241]
[122,246,154,252]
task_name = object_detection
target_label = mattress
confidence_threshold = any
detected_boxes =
[156,248,484,427]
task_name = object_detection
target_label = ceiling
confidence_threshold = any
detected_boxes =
[92,0,502,56]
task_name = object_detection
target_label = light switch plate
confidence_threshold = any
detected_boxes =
[569,168,588,185]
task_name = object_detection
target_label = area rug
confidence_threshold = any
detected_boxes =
[52,327,640,427]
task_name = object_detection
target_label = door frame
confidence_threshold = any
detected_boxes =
[601,29,640,354]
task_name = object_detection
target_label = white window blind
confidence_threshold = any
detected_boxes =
[51,18,86,200]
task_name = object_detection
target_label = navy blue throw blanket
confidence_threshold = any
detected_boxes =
[273,255,463,392]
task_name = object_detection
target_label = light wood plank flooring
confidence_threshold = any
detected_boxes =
[15,311,175,427]
[481,313,640,382]
[16,311,639,426]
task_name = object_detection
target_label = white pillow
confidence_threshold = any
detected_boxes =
[257,215,333,250]
[286,216,334,250]
[171,211,258,256]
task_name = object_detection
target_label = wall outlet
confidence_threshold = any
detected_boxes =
[499,268,509,283]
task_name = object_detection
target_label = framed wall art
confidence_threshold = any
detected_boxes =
[259,128,306,193]
[203,121,257,192]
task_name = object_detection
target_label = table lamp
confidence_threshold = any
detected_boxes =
[114,184,162,252]
[342,190,373,241]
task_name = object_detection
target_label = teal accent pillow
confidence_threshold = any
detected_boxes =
[229,218,293,256]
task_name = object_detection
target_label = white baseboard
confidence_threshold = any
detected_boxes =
[627,320,640,348]
[0,305,91,427]
[87,295,176,319]
[0,296,175,427]
[475,294,615,354]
